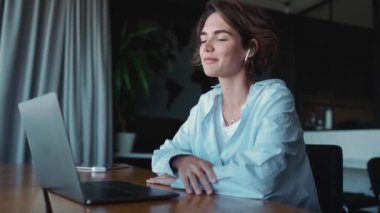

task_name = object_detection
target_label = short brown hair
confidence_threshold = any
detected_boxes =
[192,0,277,78]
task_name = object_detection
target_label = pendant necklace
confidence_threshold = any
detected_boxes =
[222,103,238,126]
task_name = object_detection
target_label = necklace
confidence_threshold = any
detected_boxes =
[221,81,251,126]
[222,103,239,126]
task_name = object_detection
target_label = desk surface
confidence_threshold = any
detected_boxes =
[0,164,313,213]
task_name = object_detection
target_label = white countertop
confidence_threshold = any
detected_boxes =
[304,129,380,169]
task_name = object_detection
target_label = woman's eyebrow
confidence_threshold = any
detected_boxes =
[200,29,233,37]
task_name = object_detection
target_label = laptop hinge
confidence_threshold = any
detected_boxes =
[43,188,53,213]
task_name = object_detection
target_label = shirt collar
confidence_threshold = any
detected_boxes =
[202,79,285,122]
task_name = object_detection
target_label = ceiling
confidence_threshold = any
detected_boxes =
[241,0,326,14]
[242,0,373,28]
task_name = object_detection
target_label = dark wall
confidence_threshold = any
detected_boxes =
[268,11,297,93]
[373,0,380,127]
[294,16,375,100]
[109,0,206,56]
[294,16,377,129]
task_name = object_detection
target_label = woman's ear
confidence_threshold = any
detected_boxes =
[244,39,258,62]
[249,38,258,57]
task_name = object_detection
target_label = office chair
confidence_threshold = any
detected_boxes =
[343,157,380,212]
[306,144,344,213]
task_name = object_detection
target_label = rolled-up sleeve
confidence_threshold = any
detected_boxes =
[151,106,198,176]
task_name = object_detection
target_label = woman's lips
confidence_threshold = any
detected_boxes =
[203,57,218,64]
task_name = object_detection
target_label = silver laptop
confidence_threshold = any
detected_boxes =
[18,92,178,205]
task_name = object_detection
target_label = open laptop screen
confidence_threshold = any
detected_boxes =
[18,92,178,205]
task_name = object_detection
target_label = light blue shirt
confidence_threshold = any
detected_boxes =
[151,79,321,212]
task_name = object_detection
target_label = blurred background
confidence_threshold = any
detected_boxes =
[110,0,380,134]
[1,1,378,211]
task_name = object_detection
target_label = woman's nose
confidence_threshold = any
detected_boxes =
[203,41,214,52]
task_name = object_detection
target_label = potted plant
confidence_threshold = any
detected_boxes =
[113,22,177,156]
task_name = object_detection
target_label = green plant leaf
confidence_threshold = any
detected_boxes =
[121,62,132,92]
[131,54,149,97]
[113,23,178,131]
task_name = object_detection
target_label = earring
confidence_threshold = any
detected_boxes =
[244,49,251,62]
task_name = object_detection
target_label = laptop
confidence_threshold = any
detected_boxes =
[18,92,178,205]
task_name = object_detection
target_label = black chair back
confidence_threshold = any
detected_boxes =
[306,144,343,213]
[342,157,380,212]
[368,157,380,198]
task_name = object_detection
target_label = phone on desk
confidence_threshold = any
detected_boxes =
[76,163,129,173]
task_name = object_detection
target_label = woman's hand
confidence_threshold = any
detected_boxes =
[173,155,217,195]
[146,175,176,186]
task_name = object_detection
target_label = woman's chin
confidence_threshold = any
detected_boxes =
[203,70,218,78]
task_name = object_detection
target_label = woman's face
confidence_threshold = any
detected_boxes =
[200,12,247,78]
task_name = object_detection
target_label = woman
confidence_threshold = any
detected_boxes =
[146,0,320,211]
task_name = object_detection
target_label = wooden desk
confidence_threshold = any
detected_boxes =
[0,164,313,213]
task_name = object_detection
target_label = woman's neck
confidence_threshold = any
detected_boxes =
[219,76,252,107]
[219,76,253,125]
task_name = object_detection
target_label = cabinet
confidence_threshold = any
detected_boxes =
[299,95,375,130]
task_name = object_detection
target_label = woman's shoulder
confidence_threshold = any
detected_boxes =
[255,78,286,89]
[188,84,221,116]
[198,84,221,103]
[251,79,296,113]
[252,79,292,97]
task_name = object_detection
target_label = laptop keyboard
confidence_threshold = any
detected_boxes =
[80,180,177,204]
[81,181,134,198]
